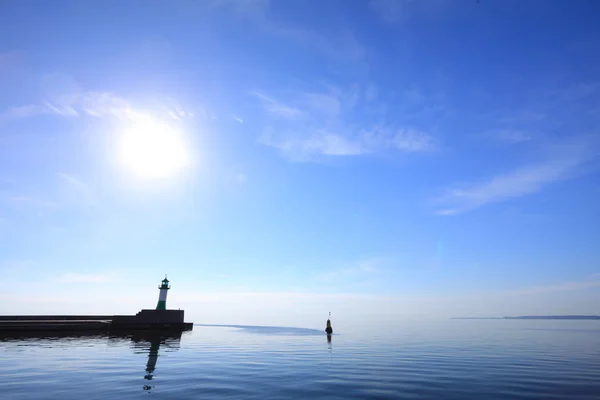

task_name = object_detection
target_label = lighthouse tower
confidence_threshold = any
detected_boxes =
[156,276,170,310]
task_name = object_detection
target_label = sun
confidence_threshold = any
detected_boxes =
[119,115,190,180]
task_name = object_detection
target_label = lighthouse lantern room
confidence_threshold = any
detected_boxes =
[156,276,171,310]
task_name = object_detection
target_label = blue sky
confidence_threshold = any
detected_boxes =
[1,0,600,328]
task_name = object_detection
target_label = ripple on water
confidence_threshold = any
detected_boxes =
[1,322,600,399]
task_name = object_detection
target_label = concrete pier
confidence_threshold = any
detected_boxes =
[0,310,193,333]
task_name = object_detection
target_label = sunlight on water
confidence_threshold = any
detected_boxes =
[1,321,599,399]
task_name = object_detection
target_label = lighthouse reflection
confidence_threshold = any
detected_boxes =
[113,330,184,392]
[0,329,186,393]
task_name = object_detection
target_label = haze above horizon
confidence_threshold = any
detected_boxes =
[1,0,599,329]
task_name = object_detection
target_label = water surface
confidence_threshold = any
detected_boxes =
[1,320,599,399]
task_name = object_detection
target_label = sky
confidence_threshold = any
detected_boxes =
[1,0,600,330]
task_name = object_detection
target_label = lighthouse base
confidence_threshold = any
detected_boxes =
[112,309,191,330]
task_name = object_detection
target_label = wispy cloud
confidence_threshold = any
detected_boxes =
[259,126,436,162]
[486,129,532,143]
[79,92,134,119]
[370,0,414,23]
[58,173,83,186]
[0,91,194,125]
[435,136,600,215]
[0,104,47,121]
[57,273,117,284]
[502,279,600,296]
[365,84,378,102]
[0,50,25,72]
[254,88,438,161]
[58,172,98,206]
[235,172,248,184]
[316,259,382,283]
[252,92,305,119]
[206,0,269,19]
[43,101,78,117]
[6,195,56,208]
[232,114,244,124]
[301,92,342,118]
[393,128,437,152]
[206,0,366,64]
[0,92,127,121]
[370,0,448,24]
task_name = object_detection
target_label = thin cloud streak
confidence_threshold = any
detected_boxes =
[58,173,84,187]
[251,92,305,119]
[58,172,98,206]
[370,0,449,24]
[435,136,600,215]
[316,259,382,283]
[56,273,117,284]
[502,280,600,296]
[487,129,532,143]
[0,91,196,125]
[0,104,47,121]
[6,195,56,208]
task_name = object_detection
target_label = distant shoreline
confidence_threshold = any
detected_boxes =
[451,315,600,320]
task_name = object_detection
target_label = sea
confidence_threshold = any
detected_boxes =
[1,320,599,399]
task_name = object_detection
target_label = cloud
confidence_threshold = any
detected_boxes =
[232,114,244,124]
[435,136,600,215]
[502,280,600,296]
[58,173,83,186]
[254,89,437,161]
[207,0,366,64]
[370,0,448,24]
[393,128,437,152]
[79,92,133,119]
[365,85,378,102]
[316,259,382,283]
[278,28,366,64]
[0,91,195,126]
[58,172,98,206]
[487,129,532,143]
[252,92,305,119]
[0,104,47,121]
[1,260,37,275]
[301,92,341,118]
[235,172,248,183]
[0,91,131,121]
[206,0,269,19]
[370,0,416,23]
[0,50,25,73]
[56,273,117,284]
[44,101,78,117]
[6,195,56,208]
[258,127,436,162]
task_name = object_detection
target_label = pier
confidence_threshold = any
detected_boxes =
[0,277,193,333]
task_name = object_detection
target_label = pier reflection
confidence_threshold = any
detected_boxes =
[0,329,186,393]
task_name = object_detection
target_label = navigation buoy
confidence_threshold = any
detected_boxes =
[325,312,333,335]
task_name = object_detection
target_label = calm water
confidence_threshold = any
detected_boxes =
[1,321,599,399]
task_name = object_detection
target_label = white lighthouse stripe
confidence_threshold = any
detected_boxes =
[159,289,168,302]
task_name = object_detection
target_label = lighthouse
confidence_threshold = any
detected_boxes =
[156,276,170,310]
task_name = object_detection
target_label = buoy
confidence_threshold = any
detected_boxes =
[325,312,333,334]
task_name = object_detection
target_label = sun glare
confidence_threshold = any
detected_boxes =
[119,115,190,180]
